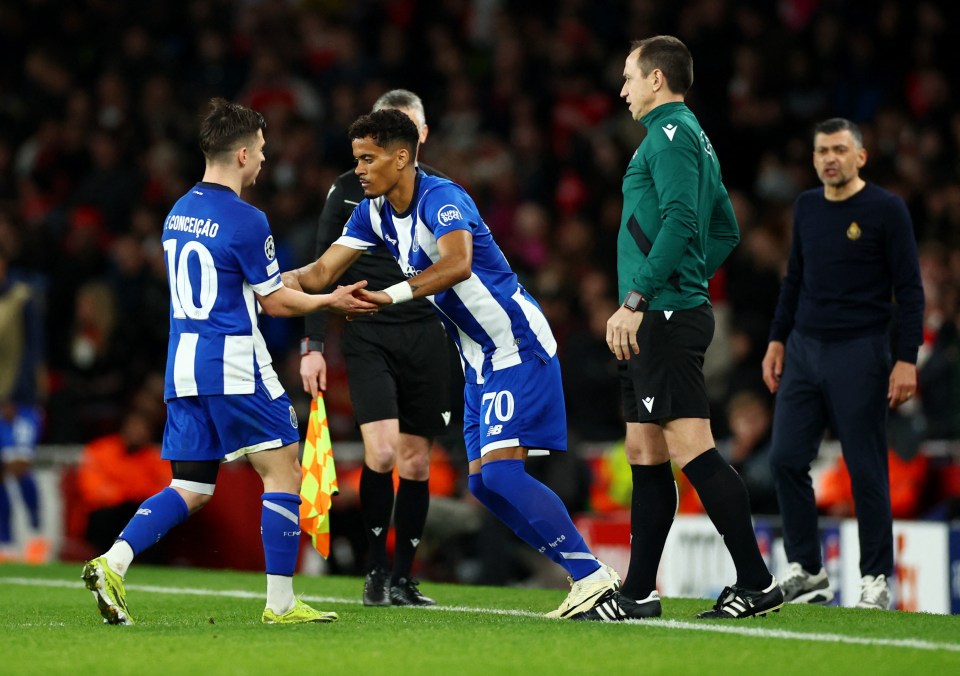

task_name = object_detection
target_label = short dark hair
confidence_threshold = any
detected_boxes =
[198,97,266,160]
[631,35,694,95]
[813,118,863,148]
[347,109,419,156]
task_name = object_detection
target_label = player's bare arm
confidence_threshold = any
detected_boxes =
[282,243,363,294]
[358,230,473,306]
[258,280,377,318]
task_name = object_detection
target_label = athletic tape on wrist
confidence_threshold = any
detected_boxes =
[383,281,413,304]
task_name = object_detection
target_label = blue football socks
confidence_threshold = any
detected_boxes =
[468,472,565,567]
[261,492,302,577]
[477,460,600,580]
[118,487,189,556]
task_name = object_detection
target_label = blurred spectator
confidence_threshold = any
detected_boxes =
[718,390,778,515]
[817,450,930,520]
[563,297,624,443]
[46,281,128,442]
[0,245,47,562]
[74,408,170,559]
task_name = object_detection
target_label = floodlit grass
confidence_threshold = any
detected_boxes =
[2,562,959,675]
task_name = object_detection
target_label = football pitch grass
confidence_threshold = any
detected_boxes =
[2,562,959,675]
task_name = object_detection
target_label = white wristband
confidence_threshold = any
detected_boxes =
[383,281,414,304]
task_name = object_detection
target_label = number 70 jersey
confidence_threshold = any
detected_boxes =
[160,182,285,401]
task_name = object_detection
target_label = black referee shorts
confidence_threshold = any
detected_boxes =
[340,318,453,437]
[620,304,714,423]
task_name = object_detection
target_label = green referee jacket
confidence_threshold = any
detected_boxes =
[618,101,740,310]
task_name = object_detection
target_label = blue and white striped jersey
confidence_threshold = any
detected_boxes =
[337,171,557,384]
[161,182,285,401]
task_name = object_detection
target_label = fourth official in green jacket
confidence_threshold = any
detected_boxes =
[617,100,739,312]
[595,35,781,623]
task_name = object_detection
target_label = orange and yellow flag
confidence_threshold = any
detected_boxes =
[299,394,339,558]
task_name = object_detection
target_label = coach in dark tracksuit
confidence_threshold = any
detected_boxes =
[763,118,923,610]
[300,90,455,607]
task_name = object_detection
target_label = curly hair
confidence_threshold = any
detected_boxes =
[347,109,419,156]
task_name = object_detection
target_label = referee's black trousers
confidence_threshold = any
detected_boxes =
[769,331,894,578]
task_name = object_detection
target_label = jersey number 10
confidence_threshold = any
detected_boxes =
[163,239,218,320]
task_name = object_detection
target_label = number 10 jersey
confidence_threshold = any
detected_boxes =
[161,181,285,401]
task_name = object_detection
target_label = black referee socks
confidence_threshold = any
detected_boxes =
[682,448,772,591]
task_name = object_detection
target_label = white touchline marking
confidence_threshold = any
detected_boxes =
[4,577,959,652]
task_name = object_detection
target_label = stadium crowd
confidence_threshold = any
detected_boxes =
[2,0,960,539]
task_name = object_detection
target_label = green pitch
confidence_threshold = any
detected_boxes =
[2,562,959,675]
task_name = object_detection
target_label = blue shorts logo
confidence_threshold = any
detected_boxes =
[289,405,298,429]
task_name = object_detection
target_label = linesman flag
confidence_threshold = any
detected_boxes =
[299,394,339,558]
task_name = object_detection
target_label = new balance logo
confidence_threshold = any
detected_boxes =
[487,424,503,436]
[136,508,152,516]
[371,527,383,536]
[441,411,451,426]
[410,538,420,547]
[384,234,398,245]
[662,124,677,141]
[642,396,655,413]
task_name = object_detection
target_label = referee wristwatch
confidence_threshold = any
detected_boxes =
[622,290,649,312]
[300,338,324,355]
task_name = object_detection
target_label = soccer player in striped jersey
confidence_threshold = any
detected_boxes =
[300,90,456,608]
[81,98,377,626]
[282,109,620,620]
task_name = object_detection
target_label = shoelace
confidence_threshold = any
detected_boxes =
[712,586,736,610]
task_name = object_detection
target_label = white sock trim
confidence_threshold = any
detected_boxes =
[263,499,299,525]
[171,479,216,496]
[105,540,135,578]
[580,564,613,582]
[266,573,295,614]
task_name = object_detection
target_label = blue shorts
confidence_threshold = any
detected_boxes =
[0,405,41,462]
[463,356,567,463]
[162,388,300,463]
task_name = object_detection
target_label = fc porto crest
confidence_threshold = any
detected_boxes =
[289,405,298,429]
[846,222,862,240]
